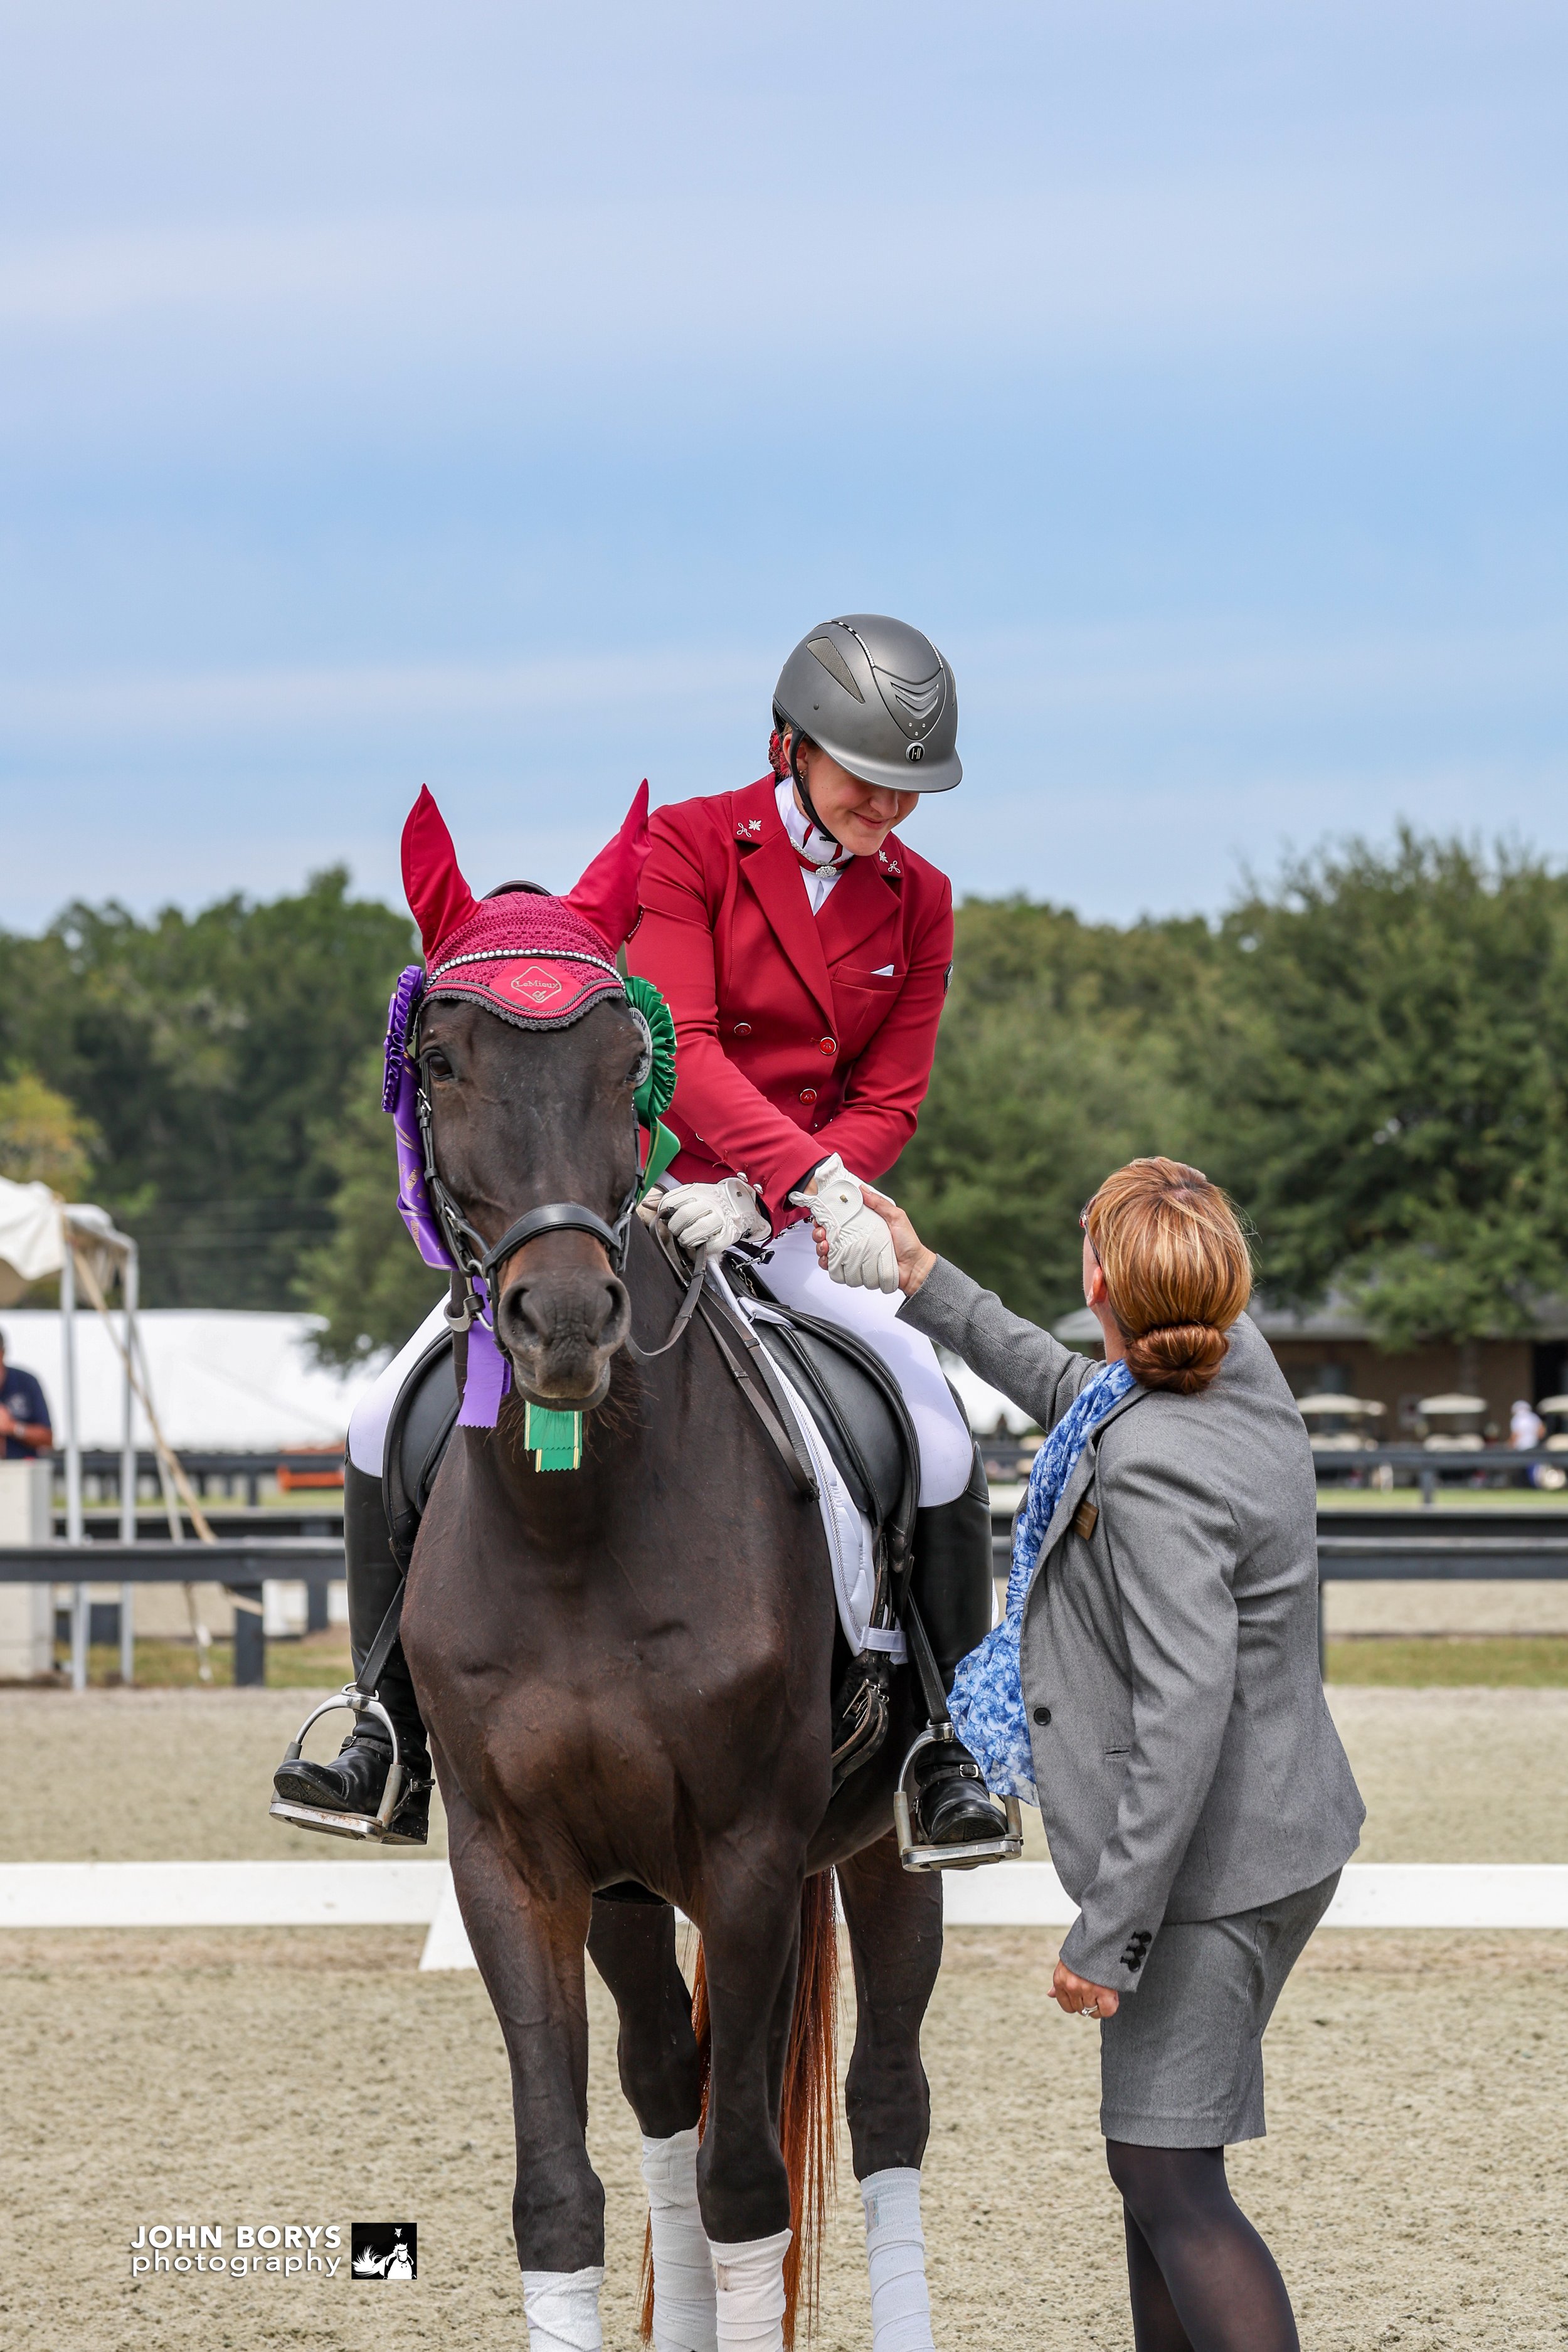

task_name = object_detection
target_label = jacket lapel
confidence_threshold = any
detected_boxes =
[816,850,901,970]
[734,780,837,1029]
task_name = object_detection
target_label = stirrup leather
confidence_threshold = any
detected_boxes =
[269,1686,415,1843]
[892,1722,1024,1873]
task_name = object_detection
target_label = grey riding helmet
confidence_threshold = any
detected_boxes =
[772,615,961,794]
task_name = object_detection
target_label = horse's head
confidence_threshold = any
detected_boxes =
[416,992,646,1407]
[398,781,659,1414]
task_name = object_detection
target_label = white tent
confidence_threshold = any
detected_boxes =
[0,1177,149,1685]
[0,1178,66,1305]
[0,1308,369,1451]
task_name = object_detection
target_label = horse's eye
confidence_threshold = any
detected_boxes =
[424,1050,454,1082]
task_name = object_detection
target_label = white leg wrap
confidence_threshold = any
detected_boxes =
[521,2266,604,2352]
[640,2127,718,2352]
[862,2168,936,2352]
[708,2226,793,2352]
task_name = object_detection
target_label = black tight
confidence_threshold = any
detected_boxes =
[1105,2141,1299,2352]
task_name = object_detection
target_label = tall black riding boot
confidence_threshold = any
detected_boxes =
[907,1443,1011,1847]
[270,1461,432,1844]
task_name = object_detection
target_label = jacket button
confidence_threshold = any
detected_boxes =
[818,1036,837,1056]
[799,1087,818,1104]
[1032,1705,1052,1726]
[733,1022,752,1037]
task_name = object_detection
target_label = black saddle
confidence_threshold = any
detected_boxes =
[383,1330,462,1571]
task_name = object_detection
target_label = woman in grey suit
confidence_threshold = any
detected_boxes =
[863,1156,1364,2352]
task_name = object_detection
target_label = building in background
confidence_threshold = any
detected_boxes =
[1054,1297,1568,1445]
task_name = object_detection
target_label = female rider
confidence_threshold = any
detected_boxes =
[273,613,1005,1856]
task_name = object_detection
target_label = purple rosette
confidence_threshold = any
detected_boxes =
[383,965,426,1110]
[379,963,513,1428]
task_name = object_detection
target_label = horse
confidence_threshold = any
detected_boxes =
[398,980,947,2347]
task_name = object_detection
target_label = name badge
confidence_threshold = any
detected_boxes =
[1071,1498,1099,1541]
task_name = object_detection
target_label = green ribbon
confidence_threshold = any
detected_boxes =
[524,1402,583,1473]
[625,972,681,1202]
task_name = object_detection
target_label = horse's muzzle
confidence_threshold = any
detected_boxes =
[493,1254,631,1406]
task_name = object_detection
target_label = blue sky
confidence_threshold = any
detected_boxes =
[3,1,1565,929]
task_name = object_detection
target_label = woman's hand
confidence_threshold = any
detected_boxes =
[1051,1961,1119,2020]
[813,1183,937,1297]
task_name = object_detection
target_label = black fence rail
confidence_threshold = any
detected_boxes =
[48,1451,346,1507]
[0,1540,343,1687]
[8,1502,1568,1690]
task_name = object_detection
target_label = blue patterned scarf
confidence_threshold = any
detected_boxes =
[948,1358,1136,1803]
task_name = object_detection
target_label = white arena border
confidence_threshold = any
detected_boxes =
[3,1861,1566,1969]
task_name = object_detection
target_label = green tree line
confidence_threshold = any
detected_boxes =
[4,829,1567,1364]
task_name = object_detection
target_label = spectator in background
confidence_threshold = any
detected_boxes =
[0,1329,52,1458]
[1508,1397,1564,1490]
[1510,1397,1545,1450]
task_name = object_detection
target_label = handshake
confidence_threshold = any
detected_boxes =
[655,1153,901,1293]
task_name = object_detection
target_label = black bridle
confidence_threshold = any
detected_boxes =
[414,1062,704,1369]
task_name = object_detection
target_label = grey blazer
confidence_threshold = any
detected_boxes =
[903,1261,1364,1993]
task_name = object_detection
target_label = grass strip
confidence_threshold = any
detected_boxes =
[1325,1636,1568,1687]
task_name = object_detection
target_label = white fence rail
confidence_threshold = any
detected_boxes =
[3,1860,1565,1971]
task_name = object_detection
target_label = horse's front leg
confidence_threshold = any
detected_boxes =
[588,1897,714,2352]
[446,1789,603,2350]
[694,1851,804,2352]
[838,1829,945,2352]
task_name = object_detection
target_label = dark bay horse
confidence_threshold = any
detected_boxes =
[400,985,943,2339]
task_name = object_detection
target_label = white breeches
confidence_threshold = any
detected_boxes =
[346,1224,974,1507]
[751,1224,973,1507]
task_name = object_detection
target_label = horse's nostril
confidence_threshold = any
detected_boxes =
[496,1271,630,1355]
[497,1279,550,1345]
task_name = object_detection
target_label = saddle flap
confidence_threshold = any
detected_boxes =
[748,1315,908,1530]
[383,1333,462,1566]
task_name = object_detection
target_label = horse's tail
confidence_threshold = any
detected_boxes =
[637,1872,839,2348]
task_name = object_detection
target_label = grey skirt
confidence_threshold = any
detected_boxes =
[1098,1869,1340,2148]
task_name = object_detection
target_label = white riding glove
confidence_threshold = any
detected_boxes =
[656,1176,770,1259]
[790,1153,900,1293]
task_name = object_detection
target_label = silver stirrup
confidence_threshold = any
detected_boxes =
[268,1685,407,1842]
[892,1722,1024,1873]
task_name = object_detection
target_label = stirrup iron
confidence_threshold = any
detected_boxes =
[268,1685,408,1842]
[892,1721,1024,1873]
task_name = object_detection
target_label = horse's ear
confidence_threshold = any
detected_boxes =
[564,780,652,954]
[401,785,480,960]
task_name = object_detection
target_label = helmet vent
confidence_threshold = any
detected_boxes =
[806,634,865,702]
[874,665,947,736]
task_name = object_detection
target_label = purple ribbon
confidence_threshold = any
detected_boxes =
[383,965,512,1428]
[457,1320,511,1428]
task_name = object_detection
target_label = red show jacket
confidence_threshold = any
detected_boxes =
[627,773,955,1227]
